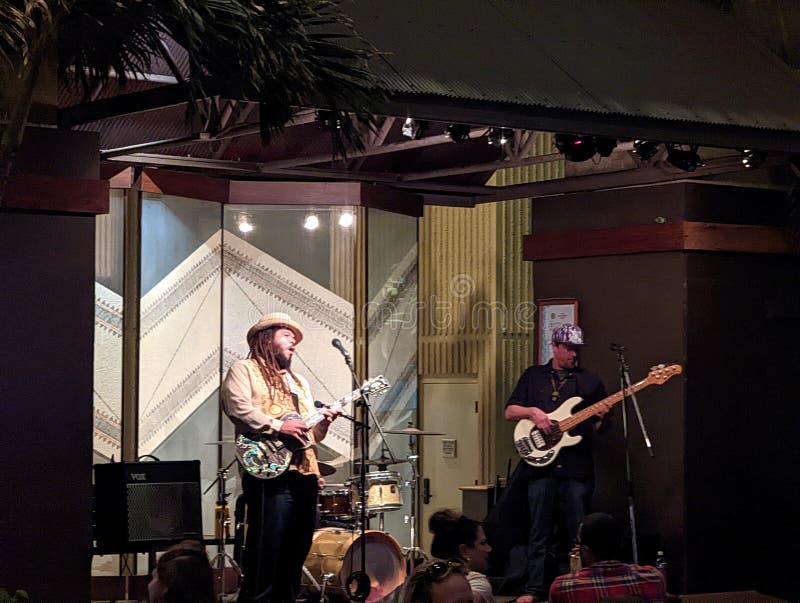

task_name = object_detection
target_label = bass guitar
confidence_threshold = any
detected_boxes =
[513,363,681,467]
[236,375,390,479]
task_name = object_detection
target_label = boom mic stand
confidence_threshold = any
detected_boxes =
[331,339,378,603]
[610,343,655,565]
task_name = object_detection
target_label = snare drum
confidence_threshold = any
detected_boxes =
[319,489,352,517]
[348,470,403,513]
[303,528,406,602]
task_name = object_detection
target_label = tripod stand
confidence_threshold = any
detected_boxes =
[205,457,242,602]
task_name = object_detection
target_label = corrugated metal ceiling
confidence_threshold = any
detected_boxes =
[349,0,800,131]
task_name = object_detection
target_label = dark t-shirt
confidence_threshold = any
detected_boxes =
[507,360,607,480]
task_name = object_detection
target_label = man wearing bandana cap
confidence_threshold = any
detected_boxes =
[504,324,610,603]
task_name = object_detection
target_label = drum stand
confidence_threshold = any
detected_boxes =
[403,451,427,567]
[302,568,335,603]
[205,459,242,602]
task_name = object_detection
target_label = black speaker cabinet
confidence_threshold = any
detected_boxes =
[93,460,203,553]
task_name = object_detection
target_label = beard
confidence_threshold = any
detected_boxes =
[276,351,292,370]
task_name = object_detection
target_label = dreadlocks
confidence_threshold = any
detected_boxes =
[248,327,299,396]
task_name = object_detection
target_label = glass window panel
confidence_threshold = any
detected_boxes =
[366,208,419,548]
[139,193,222,536]
[221,205,358,501]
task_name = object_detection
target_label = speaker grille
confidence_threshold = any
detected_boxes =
[93,460,203,553]
[126,481,202,542]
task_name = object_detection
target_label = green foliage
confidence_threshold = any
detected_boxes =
[1,0,382,159]
[0,588,30,603]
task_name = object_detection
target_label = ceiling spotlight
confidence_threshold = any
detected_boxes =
[315,110,341,131]
[633,140,661,161]
[338,211,355,228]
[444,123,471,144]
[488,128,514,147]
[666,144,704,172]
[236,212,254,233]
[303,213,320,230]
[554,134,597,162]
[741,149,765,169]
[402,117,428,140]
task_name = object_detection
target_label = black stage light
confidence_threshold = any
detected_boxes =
[633,140,661,161]
[445,123,471,144]
[666,144,704,172]
[487,127,513,147]
[315,110,341,130]
[741,149,766,169]
[402,117,428,140]
[554,134,597,162]
[594,137,618,157]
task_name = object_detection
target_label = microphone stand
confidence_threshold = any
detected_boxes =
[334,343,374,603]
[611,343,655,565]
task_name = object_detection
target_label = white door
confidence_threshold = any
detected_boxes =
[419,377,481,553]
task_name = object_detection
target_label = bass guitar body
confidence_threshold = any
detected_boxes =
[513,397,584,468]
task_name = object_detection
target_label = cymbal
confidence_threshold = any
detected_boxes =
[385,427,445,436]
[363,457,410,466]
[318,462,337,477]
[204,439,235,445]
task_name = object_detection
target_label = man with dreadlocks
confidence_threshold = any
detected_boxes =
[222,312,340,603]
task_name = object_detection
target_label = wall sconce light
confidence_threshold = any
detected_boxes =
[236,212,254,233]
[338,211,355,228]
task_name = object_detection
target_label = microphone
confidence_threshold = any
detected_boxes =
[331,338,351,362]
[609,342,627,352]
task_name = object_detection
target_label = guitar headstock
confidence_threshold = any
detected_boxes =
[361,375,390,395]
[647,363,682,384]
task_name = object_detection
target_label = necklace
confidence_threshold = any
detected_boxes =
[549,371,569,402]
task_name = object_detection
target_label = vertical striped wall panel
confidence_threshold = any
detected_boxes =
[418,133,564,480]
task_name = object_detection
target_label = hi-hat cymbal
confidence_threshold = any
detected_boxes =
[318,462,337,477]
[385,427,445,436]
[204,439,235,445]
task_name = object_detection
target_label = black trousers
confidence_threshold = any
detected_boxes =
[238,470,319,603]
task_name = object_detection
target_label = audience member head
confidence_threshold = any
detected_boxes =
[578,512,623,565]
[403,558,472,603]
[148,540,215,603]
[429,509,492,573]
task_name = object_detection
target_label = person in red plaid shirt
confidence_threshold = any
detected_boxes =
[549,512,666,603]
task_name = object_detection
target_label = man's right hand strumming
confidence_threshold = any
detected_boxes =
[529,407,553,433]
[280,419,309,443]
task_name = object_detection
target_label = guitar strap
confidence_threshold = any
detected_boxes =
[245,359,320,476]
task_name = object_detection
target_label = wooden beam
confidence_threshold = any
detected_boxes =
[141,169,230,204]
[3,173,109,214]
[228,180,361,205]
[523,221,797,260]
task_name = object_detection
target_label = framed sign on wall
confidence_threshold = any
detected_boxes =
[536,299,579,364]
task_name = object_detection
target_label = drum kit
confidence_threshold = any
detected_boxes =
[304,426,444,602]
[203,425,444,602]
